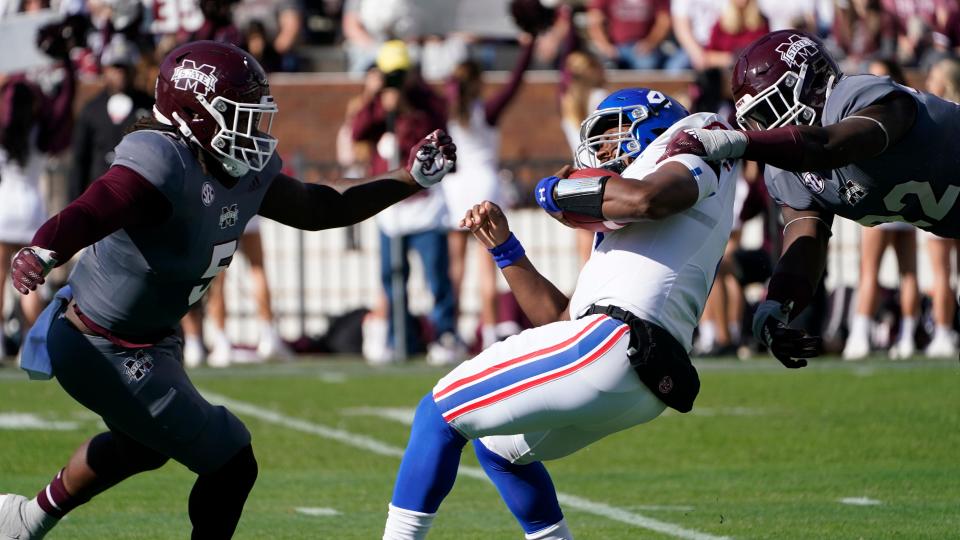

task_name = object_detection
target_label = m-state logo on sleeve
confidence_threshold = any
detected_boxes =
[172,60,217,97]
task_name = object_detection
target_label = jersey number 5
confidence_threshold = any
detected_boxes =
[189,240,238,305]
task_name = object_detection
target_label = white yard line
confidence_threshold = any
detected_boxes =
[839,497,882,506]
[204,390,731,540]
[295,507,341,517]
[0,412,80,430]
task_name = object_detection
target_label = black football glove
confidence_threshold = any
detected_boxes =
[752,300,820,369]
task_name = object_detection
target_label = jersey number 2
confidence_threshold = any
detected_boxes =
[188,240,238,305]
[859,181,960,228]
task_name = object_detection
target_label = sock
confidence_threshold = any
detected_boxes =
[35,469,86,519]
[210,327,231,351]
[383,504,436,540]
[898,317,916,343]
[526,518,574,540]
[849,314,871,341]
[728,323,741,345]
[697,322,716,351]
[390,394,467,513]
[184,335,203,351]
[473,440,563,535]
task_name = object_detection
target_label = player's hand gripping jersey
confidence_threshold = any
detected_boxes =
[569,112,740,350]
[764,75,960,237]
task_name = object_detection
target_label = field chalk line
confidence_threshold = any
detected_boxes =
[204,390,731,540]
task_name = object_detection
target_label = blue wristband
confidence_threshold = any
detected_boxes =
[488,233,526,269]
[534,175,561,213]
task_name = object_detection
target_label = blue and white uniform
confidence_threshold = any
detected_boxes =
[433,112,739,464]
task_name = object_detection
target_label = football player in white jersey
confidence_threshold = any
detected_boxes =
[382,88,741,540]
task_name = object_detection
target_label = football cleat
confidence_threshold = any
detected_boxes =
[0,494,56,539]
[426,333,467,366]
[842,333,870,361]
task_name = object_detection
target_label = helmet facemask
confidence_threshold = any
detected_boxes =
[575,104,648,173]
[155,93,278,177]
[201,94,278,177]
[735,64,836,131]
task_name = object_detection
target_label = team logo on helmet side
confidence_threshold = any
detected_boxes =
[172,60,218,97]
[775,34,819,69]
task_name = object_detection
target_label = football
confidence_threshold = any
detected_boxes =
[561,168,628,233]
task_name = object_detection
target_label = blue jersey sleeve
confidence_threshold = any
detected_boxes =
[111,130,187,201]
[822,75,906,125]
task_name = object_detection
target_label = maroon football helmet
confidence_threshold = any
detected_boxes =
[732,30,842,131]
[154,40,278,177]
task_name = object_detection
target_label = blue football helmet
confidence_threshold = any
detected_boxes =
[575,88,689,173]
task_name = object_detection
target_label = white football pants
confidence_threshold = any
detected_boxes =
[432,314,667,465]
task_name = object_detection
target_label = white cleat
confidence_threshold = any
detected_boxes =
[842,334,871,361]
[0,494,56,539]
[888,338,916,360]
[925,333,958,359]
[426,333,467,366]
[256,331,293,362]
[206,345,233,368]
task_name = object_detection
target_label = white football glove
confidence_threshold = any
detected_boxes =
[407,129,456,188]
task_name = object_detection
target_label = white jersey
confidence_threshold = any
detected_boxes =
[568,112,740,350]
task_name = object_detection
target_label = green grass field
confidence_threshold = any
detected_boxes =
[2,356,959,539]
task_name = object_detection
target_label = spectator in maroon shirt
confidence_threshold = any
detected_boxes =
[586,0,672,69]
[833,0,898,71]
[703,0,769,69]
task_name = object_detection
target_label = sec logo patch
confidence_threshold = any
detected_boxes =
[801,172,826,194]
[201,181,215,206]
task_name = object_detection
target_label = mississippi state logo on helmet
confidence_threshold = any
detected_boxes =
[154,41,278,177]
[732,30,842,131]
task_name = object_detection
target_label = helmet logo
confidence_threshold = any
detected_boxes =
[172,60,218,97]
[775,34,818,69]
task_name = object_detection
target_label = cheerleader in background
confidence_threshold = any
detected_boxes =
[0,61,75,358]
[442,33,535,350]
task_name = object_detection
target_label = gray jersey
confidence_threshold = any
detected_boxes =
[765,74,960,238]
[70,130,282,337]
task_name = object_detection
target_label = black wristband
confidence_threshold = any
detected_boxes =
[554,175,609,219]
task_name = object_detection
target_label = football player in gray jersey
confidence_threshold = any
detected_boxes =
[1,41,455,539]
[661,29,960,367]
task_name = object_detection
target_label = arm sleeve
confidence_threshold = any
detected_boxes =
[484,39,535,126]
[110,130,186,201]
[31,165,174,264]
[657,153,719,204]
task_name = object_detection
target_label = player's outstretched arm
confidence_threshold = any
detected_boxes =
[752,206,831,368]
[258,130,456,230]
[11,166,172,295]
[461,201,570,326]
[662,92,916,172]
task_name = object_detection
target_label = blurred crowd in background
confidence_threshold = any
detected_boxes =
[4,0,960,366]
